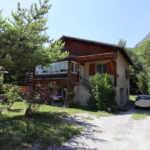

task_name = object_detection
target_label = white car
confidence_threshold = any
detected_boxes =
[135,95,150,109]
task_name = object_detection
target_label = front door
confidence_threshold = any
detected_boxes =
[79,65,83,81]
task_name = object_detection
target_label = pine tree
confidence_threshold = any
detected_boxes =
[0,0,69,72]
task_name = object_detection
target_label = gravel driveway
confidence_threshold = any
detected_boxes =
[30,106,150,150]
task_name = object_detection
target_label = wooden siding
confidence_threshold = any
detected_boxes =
[63,39,117,56]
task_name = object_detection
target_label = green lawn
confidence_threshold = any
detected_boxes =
[132,113,147,120]
[0,102,113,150]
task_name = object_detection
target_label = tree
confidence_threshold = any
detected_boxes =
[136,72,148,95]
[0,0,69,72]
[138,39,150,69]
[118,38,127,48]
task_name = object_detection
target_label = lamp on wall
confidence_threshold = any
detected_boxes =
[117,74,119,77]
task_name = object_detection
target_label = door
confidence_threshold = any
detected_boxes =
[120,88,124,106]
[79,65,83,82]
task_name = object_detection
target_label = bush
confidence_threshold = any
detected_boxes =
[87,95,98,110]
[89,73,118,111]
[2,84,20,110]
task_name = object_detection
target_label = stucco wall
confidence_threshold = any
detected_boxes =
[116,51,129,106]
[76,85,91,106]
[80,54,129,106]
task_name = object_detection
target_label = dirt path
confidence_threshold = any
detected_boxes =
[28,106,150,150]
[47,106,150,150]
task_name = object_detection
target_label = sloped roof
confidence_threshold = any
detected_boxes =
[61,35,134,65]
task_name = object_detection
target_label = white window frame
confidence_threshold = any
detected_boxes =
[71,61,77,74]
[35,61,69,75]
[35,65,43,74]
[51,62,59,74]
[60,61,68,73]
[42,66,50,74]
[96,63,107,74]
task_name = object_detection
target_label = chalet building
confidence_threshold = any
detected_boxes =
[28,36,133,106]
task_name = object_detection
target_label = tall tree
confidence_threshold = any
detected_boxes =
[138,39,150,69]
[118,38,127,48]
[0,0,69,72]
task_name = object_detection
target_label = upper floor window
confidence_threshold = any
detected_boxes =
[97,64,107,74]
[35,61,69,74]
[71,61,77,73]
[43,67,50,74]
[60,61,68,72]
[51,63,59,73]
[35,65,43,74]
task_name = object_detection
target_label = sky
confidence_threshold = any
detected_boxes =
[1,0,150,47]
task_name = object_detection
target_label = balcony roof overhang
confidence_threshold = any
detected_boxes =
[77,52,117,62]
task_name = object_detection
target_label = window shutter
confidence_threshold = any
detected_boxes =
[107,62,113,74]
[89,64,95,75]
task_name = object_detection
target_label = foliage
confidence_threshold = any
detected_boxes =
[89,73,118,111]
[0,0,69,72]
[87,95,98,110]
[0,77,3,94]
[118,38,127,48]
[2,84,20,110]
[22,81,58,116]
[3,68,33,85]
[138,39,150,68]
[136,72,148,95]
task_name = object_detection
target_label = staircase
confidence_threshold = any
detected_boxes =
[79,75,91,92]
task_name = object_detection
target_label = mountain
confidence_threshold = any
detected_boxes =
[134,32,150,48]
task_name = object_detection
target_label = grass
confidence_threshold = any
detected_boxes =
[81,116,94,120]
[132,113,147,120]
[129,95,137,105]
[0,102,112,149]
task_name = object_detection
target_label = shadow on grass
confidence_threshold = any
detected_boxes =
[0,111,84,150]
[7,109,23,113]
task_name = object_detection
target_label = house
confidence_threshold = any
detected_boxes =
[31,36,133,106]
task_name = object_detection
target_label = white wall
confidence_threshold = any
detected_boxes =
[76,85,91,106]
[116,51,129,106]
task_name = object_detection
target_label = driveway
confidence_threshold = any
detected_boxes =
[46,105,150,150]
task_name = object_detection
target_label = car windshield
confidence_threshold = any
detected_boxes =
[138,96,150,100]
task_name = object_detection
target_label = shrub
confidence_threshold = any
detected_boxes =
[2,84,20,110]
[87,95,98,110]
[89,73,118,111]
[23,81,58,116]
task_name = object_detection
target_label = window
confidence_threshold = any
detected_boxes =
[35,65,43,74]
[35,61,68,74]
[51,63,59,73]
[97,64,107,74]
[43,67,50,74]
[60,61,68,72]
[71,61,77,73]
[125,69,129,79]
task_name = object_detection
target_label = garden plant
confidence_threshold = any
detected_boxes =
[22,81,58,116]
[89,73,118,112]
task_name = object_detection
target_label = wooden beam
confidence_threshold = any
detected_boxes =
[67,59,71,105]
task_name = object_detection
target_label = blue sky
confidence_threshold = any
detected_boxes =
[1,0,150,47]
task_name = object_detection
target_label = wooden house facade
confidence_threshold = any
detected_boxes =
[28,36,133,106]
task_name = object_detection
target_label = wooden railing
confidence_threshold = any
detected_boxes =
[79,75,91,91]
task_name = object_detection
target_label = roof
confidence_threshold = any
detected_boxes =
[61,35,134,65]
